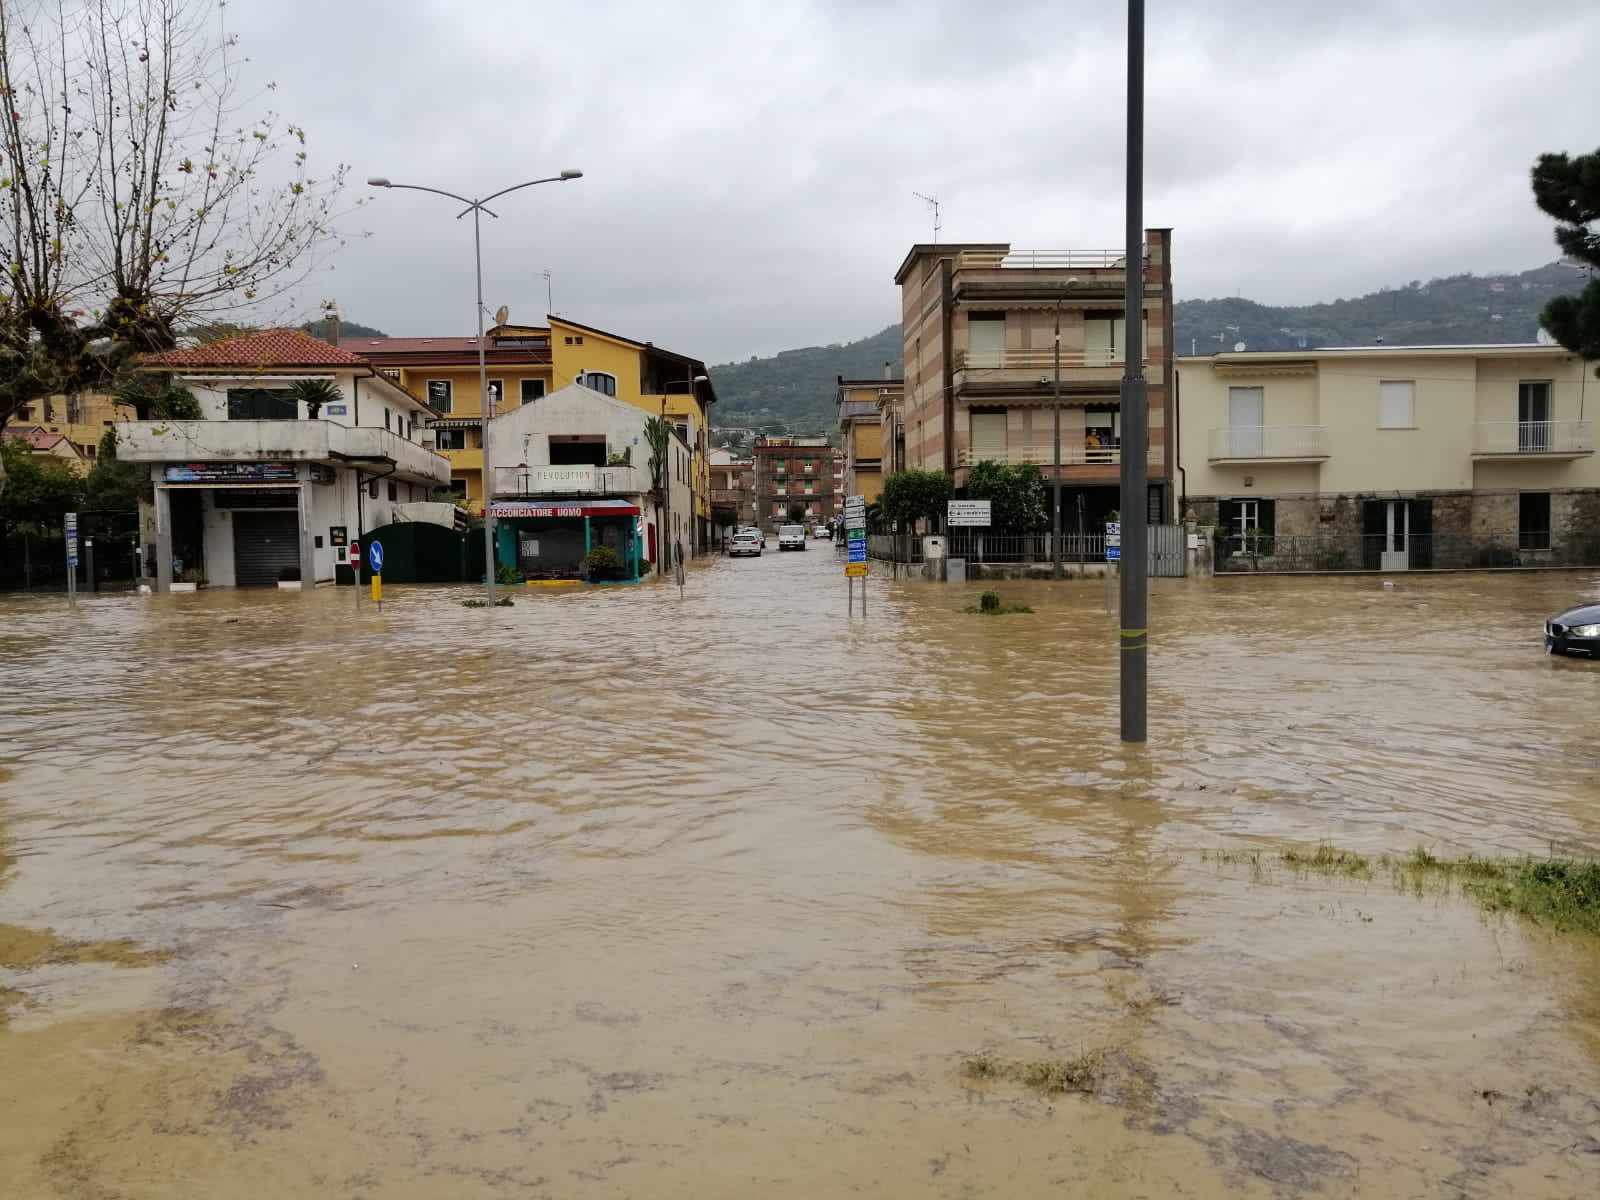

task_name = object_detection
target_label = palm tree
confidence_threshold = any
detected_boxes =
[288,378,343,420]
[643,415,670,574]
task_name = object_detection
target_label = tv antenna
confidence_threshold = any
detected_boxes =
[543,269,553,315]
[913,191,941,242]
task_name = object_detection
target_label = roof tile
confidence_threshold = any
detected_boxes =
[141,328,374,369]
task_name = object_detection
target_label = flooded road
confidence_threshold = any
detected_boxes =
[3,553,1599,1197]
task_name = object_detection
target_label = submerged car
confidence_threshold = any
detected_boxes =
[730,532,762,558]
[1546,602,1600,658]
[738,525,766,548]
[777,523,807,551]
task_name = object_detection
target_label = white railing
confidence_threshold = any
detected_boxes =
[491,464,645,497]
[1473,420,1593,456]
[956,444,1162,467]
[1207,425,1329,461]
[957,249,1146,271]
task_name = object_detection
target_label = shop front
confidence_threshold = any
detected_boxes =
[490,498,643,582]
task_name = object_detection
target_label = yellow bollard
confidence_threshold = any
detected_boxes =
[370,574,382,606]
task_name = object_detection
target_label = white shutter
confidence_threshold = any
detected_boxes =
[970,412,1008,461]
[1084,318,1112,366]
[1378,381,1415,429]
[967,316,1005,367]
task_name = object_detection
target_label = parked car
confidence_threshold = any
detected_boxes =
[739,525,766,548]
[1546,601,1600,658]
[778,523,807,551]
[730,532,762,558]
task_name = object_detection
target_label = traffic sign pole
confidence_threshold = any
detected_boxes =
[843,494,868,618]
[349,542,361,610]
[64,511,78,609]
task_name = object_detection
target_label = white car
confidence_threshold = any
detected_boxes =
[730,532,762,557]
[777,523,807,551]
[739,525,766,548]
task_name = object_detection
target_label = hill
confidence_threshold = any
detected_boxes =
[708,261,1582,434]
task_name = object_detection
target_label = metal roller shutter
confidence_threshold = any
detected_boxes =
[232,511,301,586]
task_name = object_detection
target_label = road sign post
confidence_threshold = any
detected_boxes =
[64,512,79,609]
[368,540,384,610]
[843,494,868,616]
[349,542,361,609]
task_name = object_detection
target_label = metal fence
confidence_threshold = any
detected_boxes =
[1,511,142,591]
[1215,531,1600,573]
[946,530,1107,564]
[867,533,922,562]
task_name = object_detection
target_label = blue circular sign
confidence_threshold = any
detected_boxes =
[368,540,384,572]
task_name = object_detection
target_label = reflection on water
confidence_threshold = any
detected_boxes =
[2,559,1599,1196]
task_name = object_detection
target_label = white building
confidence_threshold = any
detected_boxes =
[485,382,692,579]
[116,329,452,590]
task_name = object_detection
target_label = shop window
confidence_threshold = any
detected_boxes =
[1519,492,1551,551]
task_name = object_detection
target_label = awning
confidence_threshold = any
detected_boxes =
[428,417,486,429]
[491,498,641,519]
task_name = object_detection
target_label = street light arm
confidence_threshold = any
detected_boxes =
[370,180,478,208]
[477,173,581,208]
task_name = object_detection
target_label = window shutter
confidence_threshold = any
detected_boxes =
[1378,381,1414,428]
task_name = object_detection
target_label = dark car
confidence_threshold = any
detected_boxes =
[1546,602,1600,658]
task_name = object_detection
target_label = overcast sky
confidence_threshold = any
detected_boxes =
[229,0,1599,364]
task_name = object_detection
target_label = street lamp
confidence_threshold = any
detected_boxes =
[367,169,583,604]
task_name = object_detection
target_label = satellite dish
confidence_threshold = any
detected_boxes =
[1233,341,1247,352]
[1536,327,1557,346]
[494,305,509,326]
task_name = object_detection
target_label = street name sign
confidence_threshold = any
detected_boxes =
[1106,521,1121,563]
[947,499,991,527]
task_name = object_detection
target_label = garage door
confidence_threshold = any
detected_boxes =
[233,511,301,586]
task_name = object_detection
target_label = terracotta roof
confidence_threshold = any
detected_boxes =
[141,327,374,369]
[5,430,78,454]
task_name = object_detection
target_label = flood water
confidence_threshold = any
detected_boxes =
[3,552,1599,1197]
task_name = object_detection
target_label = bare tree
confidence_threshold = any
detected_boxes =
[0,0,345,493]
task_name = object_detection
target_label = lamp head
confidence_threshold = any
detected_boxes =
[367,177,392,188]
[559,169,583,180]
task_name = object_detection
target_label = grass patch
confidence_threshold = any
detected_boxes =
[962,1047,1105,1095]
[1208,844,1600,936]
[963,589,1035,616]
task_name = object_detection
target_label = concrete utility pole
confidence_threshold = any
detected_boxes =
[1119,0,1149,743]
[1052,289,1065,580]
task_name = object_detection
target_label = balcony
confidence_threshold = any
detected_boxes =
[951,249,1151,306]
[442,447,484,472]
[955,444,1162,467]
[115,419,451,485]
[953,347,1157,397]
[1207,425,1329,463]
[1473,420,1593,459]
[490,464,645,498]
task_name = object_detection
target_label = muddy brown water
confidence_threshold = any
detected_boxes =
[3,555,1599,1197]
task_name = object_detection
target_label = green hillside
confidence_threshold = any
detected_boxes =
[709,261,1584,434]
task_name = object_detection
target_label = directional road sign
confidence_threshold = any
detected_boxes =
[1105,520,1121,563]
[845,563,868,578]
[368,540,384,573]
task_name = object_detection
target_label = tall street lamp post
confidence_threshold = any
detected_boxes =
[1119,0,1148,742]
[367,170,582,605]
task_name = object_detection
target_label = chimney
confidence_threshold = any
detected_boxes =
[883,360,892,380]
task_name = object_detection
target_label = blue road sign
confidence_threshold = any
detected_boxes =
[368,540,384,572]
[1105,520,1121,563]
[848,548,867,563]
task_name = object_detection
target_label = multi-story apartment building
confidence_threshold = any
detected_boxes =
[894,233,1175,527]
[751,436,838,530]
[1177,343,1600,570]
[8,390,134,466]
[356,316,717,550]
[708,454,755,536]
[837,369,900,503]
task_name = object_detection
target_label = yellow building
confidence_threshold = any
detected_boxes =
[352,325,555,510]
[355,318,717,549]
[1177,343,1600,570]
[9,391,133,470]
[836,373,899,503]
[547,317,717,552]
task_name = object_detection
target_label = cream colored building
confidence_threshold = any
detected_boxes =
[836,372,899,504]
[1177,344,1599,570]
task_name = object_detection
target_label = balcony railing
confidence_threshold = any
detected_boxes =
[956,249,1144,270]
[955,348,1126,370]
[955,444,1162,467]
[114,419,451,485]
[1473,420,1593,457]
[490,464,645,497]
[1207,425,1329,462]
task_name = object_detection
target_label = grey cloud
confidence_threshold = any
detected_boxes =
[224,0,1598,362]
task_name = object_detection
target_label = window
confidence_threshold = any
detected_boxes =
[564,335,584,346]
[579,370,617,396]
[967,312,1006,367]
[1378,380,1415,429]
[970,411,1008,461]
[226,388,297,420]
[1518,381,1552,451]
[369,478,379,499]
[66,395,83,424]
[447,479,467,498]
[1519,492,1551,551]
[520,379,546,405]
[436,429,466,451]
[426,380,453,414]
[1084,313,1127,366]
[82,442,96,458]
[384,409,391,431]
[1226,387,1264,456]
[388,482,398,502]
[486,380,504,412]
[1218,498,1276,556]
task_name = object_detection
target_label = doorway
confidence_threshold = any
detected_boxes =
[1227,386,1264,457]
[232,511,301,586]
